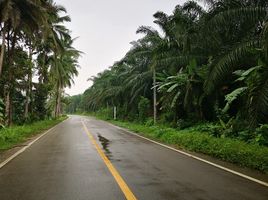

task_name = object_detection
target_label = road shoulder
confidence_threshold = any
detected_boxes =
[0,118,68,168]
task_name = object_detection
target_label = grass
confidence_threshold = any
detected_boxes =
[0,116,67,151]
[83,113,268,174]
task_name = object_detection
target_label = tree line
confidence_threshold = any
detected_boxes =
[0,0,80,126]
[66,0,268,143]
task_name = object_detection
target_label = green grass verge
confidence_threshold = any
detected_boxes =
[89,115,268,174]
[0,116,67,151]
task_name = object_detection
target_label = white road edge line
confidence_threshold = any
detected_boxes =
[86,118,268,188]
[0,118,69,169]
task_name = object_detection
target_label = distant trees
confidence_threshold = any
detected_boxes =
[65,95,82,114]
[67,0,268,137]
[0,0,80,126]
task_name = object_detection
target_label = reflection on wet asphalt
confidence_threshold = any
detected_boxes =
[97,133,112,159]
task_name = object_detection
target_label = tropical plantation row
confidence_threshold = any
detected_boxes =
[67,0,268,145]
[66,0,268,172]
[0,0,80,127]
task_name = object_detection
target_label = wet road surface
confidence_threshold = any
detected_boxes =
[0,115,267,200]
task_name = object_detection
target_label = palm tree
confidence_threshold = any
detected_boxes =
[133,26,169,124]
[0,0,48,76]
[0,0,51,125]
[202,0,268,126]
[49,37,80,118]
[23,0,71,120]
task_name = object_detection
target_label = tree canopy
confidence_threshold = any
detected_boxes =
[0,0,81,125]
[67,0,268,144]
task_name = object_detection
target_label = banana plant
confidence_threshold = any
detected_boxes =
[223,58,268,127]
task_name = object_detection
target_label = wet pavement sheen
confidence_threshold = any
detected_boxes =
[0,115,268,200]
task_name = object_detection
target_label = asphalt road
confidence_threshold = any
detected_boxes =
[0,115,267,200]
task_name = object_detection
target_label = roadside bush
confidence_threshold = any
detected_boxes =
[138,97,150,122]
[176,119,195,130]
[255,124,268,146]
[95,108,113,120]
[158,110,176,126]
[190,123,222,137]
[238,130,254,142]
[145,118,154,126]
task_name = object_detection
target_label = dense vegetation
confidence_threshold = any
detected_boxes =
[0,0,80,127]
[0,116,67,150]
[67,0,268,148]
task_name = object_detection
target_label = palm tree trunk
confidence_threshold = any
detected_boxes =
[4,27,12,126]
[24,90,29,119]
[57,87,62,116]
[153,68,157,124]
[54,82,61,118]
[54,93,58,118]
[5,30,17,126]
[54,88,59,118]
[24,46,33,119]
[4,90,10,126]
[0,24,6,77]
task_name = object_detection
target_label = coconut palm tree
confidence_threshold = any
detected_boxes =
[0,0,52,125]
[0,0,48,76]
[49,37,80,117]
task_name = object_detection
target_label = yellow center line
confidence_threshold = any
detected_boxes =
[82,121,137,200]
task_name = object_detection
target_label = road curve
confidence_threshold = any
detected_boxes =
[0,115,267,200]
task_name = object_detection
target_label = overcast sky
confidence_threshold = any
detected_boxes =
[55,0,187,95]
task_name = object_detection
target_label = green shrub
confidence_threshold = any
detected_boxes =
[95,108,113,120]
[255,124,268,146]
[138,97,150,122]
[191,123,222,137]
[176,119,194,129]
[145,118,154,126]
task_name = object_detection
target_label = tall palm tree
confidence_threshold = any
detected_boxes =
[23,0,71,120]
[0,0,50,125]
[133,26,169,124]
[0,0,47,76]
[49,37,80,117]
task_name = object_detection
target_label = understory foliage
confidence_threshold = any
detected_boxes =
[0,0,80,126]
[66,1,268,146]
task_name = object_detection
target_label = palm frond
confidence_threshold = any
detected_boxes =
[204,41,257,93]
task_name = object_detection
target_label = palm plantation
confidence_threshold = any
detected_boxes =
[68,0,268,147]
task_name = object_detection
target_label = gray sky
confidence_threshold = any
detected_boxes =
[56,0,187,95]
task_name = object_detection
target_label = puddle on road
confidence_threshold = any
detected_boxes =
[97,134,113,159]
